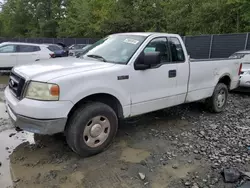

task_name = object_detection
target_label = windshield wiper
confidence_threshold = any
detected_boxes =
[87,54,107,62]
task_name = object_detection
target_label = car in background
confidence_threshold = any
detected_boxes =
[230,50,250,88]
[69,44,92,57]
[239,63,250,88]
[46,44,68,57]
[56,42,69,56]
[68,44,87,50]
[229,50,250,59]
[0,42,54,69]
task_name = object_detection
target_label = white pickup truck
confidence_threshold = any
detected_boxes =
[4,32,241,157]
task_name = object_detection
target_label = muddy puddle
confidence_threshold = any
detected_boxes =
[0,130,34,188]
[0,76,9,84]
[0,129,203,188]
[0,75,9,91]
[0,131,152,188]
[0,97,205,188]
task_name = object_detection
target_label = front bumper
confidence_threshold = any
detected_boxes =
[4,87,73,135]
[6,104,67,134]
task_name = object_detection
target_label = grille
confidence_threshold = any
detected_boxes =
[9,71,26,99]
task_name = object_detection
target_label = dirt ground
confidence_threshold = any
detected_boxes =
[0,89,250,188]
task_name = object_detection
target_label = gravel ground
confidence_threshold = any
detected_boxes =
[0,92,249,188]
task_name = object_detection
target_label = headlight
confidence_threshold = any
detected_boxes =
[25,81,60,101]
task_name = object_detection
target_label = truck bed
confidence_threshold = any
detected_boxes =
[190,57,241,62]
[186,58,241,102]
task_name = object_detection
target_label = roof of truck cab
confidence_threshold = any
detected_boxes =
[112,32,174,37]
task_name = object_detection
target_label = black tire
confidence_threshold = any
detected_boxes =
[205,83,228,113]
[65,102,118,157]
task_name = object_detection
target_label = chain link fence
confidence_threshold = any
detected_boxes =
[183,33,249,59]
[1,33,250,59]
[0,37,99,47]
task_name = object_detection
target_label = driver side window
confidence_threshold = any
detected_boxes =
[144,38,170,63]
[0,45,16,53]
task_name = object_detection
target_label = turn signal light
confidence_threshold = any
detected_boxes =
[50,85,60,96]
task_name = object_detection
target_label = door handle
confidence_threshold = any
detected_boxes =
[169,70,176,78]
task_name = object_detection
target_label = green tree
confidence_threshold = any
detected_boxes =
[1,0,250,38]
[0,0,65,37]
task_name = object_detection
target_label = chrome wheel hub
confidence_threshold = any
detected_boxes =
[217,90,226,108]
[83,116,110,148]
[90,124,102,137]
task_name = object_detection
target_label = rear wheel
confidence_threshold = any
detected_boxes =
[65,102,118,157]
[206,83,228,113]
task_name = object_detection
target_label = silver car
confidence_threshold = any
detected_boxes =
[240,63,250,87]
[230,50,250,88]
[69,44,92,57]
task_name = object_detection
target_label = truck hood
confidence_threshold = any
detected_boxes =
[14,57,115,81]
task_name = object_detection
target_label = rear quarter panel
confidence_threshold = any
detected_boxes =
[186,59,240,102]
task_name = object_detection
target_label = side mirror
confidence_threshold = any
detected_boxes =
[143,51,161,65]
[134,51,161,70]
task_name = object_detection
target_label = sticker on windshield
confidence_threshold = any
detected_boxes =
[124,38,139,45]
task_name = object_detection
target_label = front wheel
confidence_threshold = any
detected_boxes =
[65,102,118,157]
[205,83,228,113]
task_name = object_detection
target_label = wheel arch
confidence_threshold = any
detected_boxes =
[67,93,124,124]
[217,74,231,89]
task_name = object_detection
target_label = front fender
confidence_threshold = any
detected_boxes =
[72,86,130,107]
[59,79,131,109]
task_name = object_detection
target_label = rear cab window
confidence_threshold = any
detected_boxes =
[169,37,185,62]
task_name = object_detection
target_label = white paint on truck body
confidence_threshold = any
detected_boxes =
[5,33,240,123]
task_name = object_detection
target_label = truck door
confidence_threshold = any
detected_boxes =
[130,37,179,116]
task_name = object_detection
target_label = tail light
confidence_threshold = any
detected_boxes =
[50,53,55,58]
[238,63,242,75]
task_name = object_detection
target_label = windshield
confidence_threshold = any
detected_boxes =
[82,35,146,64]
